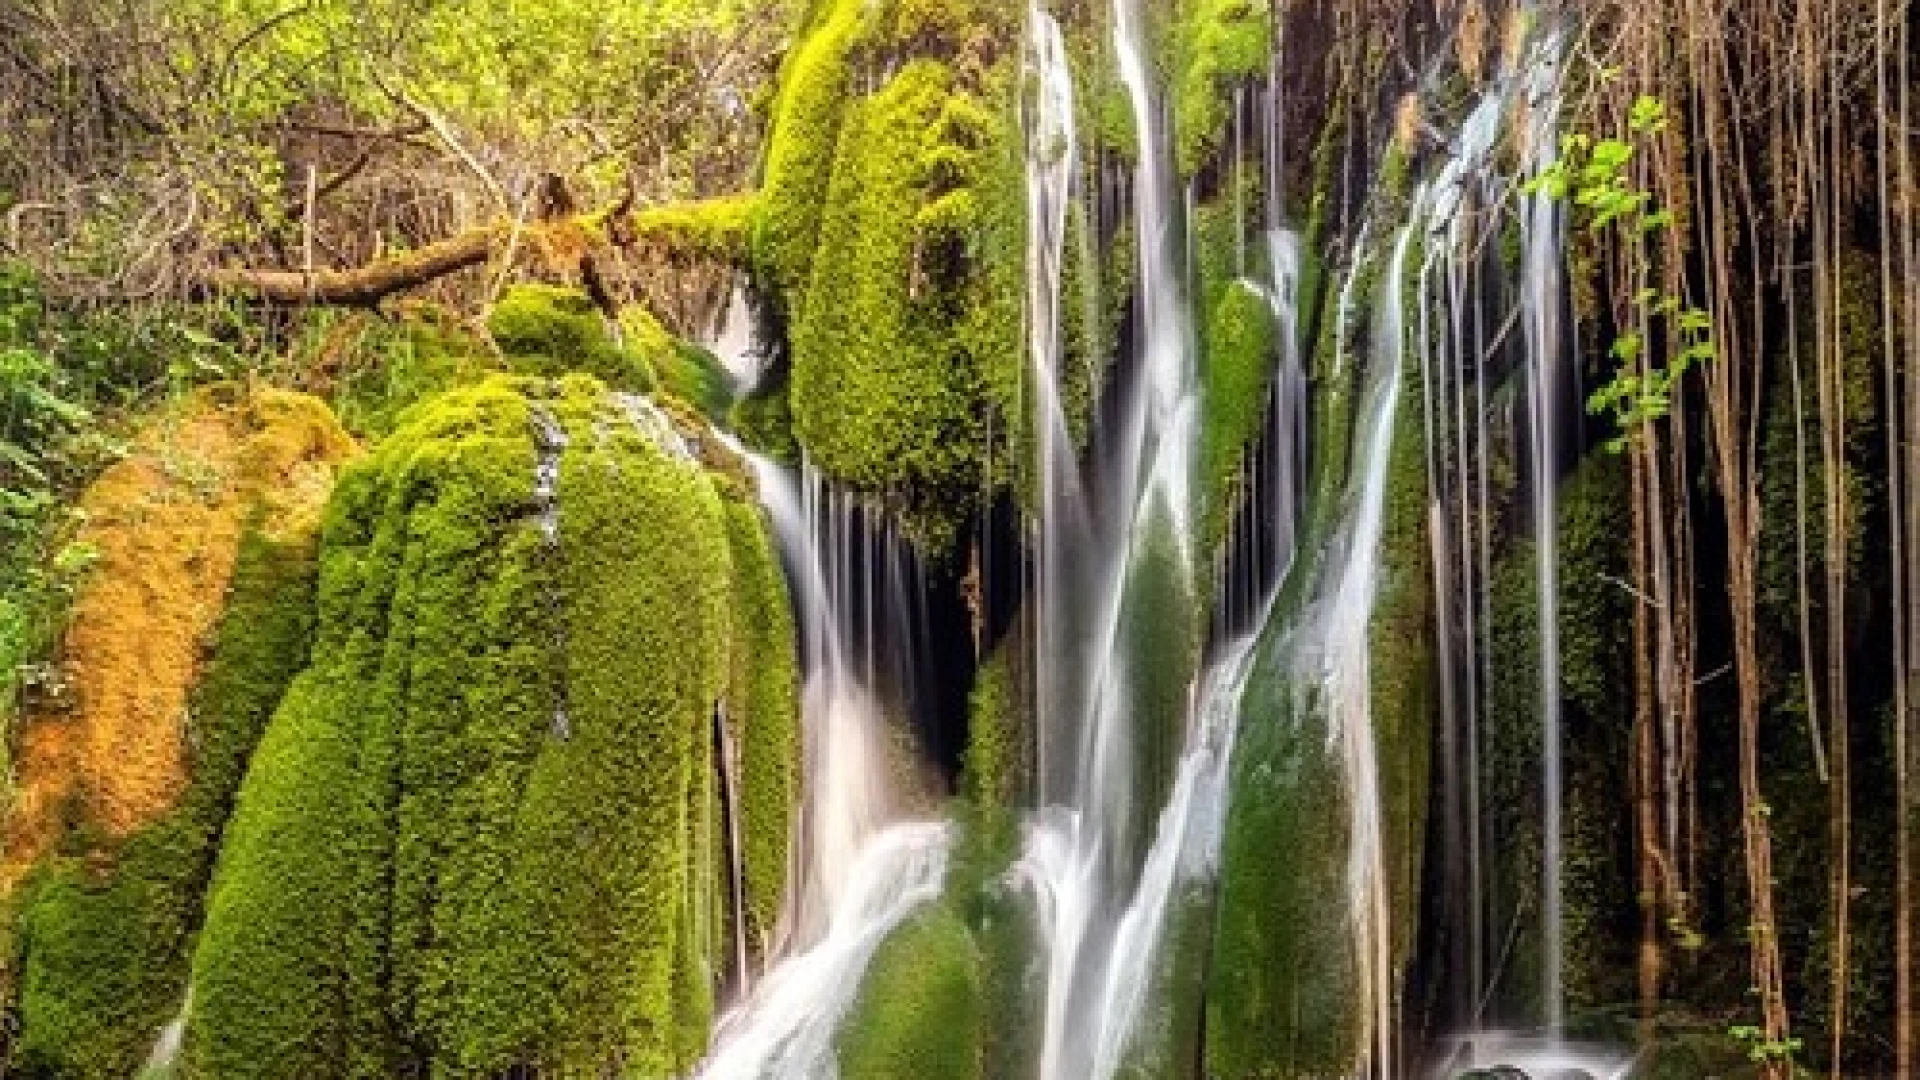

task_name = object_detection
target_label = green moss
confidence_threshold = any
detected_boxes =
[1369,309,1431,983]
[1116,518,1200,873]
[629,195,758,265]
[1115,887,1214,1080]
[785,56,1024,550]
[721,498,800,960]
[333,317,503,440]
[621,306,734,422]
[837,904,984,1080]
[961,639,1025,816]
[1170,0,1272,177]
[12,527,321,1079]
[488,284,652,392]
[187,375,787,1076]
[1207,670,1360,1078]
[1201,278,1278,555]
[751,0,874,304]
[730,372,800,464]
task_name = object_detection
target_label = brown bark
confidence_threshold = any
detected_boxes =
[202,223,506,306]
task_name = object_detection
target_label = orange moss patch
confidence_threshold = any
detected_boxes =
[3,386,354,888]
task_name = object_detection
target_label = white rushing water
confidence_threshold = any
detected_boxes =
[1519,32,1570,1037]
[699,821,952,1080]
[708,282,766,394]
[1429,1031,1638,1080]
[1023,0,1091,804]
[1017,0,1213,1073]
[696,451,951,1079]
[138,989,191,1079]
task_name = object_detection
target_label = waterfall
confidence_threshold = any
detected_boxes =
[1023,0,1088,806]
[138,989,191,1080]
[1518,34,1570,1037]
[706,281,765,394]
[696,452,951,1079]
[699,820,952,1079]
[1017,0,1214,1073]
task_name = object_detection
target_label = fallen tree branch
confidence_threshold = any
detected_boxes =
[201,193,757,308]
[202,223,505,306]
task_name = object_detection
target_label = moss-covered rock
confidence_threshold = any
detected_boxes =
[785,54,1023,550]
[1201,278,1278,557]
[620,306,734,422]
[837,904,984,1080]
[730,371,800,465]
[722,498,799,962]
[488,284,652,391]
[7,388,353,1079]
[185,375,799,1077]
[752,0,874,307]
[753,0,1026,552]
[1207,671,1361,1078]
[1170,0,1273,178]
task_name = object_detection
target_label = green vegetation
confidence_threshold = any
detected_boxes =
[631,195,760,265]
[622,307,736,422]
[330,316,503,439]
[13,524,322,1078]
[1527,96,1712,450]
[785,55,1023,549]
[1169,0,1273,177]
[1201,279,1279,555]
[838,904,985,1080]
[722,499,800,958]
[184,375,798,1076]
[488,284,651,390]
[753,0,1025,551]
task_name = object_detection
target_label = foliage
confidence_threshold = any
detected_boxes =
[330,317,504,439]
[1527,96,1711,451]
[5,0,795,303]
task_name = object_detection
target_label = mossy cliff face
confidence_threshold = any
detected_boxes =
[184,375,798,1077]
[1207,232,1429,1076]
[7,388,355,1079]
[755,0,1024,552]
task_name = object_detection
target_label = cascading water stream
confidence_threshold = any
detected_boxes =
[1518,35,1570,1038]
[138,990,191,1079]
[1016,0,1217,1073]
[696,452,952,1079]
[1023,1,1089,805]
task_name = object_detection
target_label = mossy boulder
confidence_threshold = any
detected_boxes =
[837,904,985,1080]
[756,0,1025,551]
[621,306,734,423]
[184,375,798,1077]
[7,388,355,1079]
[1170,0,1274,177]
[1208,664,1364,1078]
[1201,278,1279,557]
[487,284,652,392]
